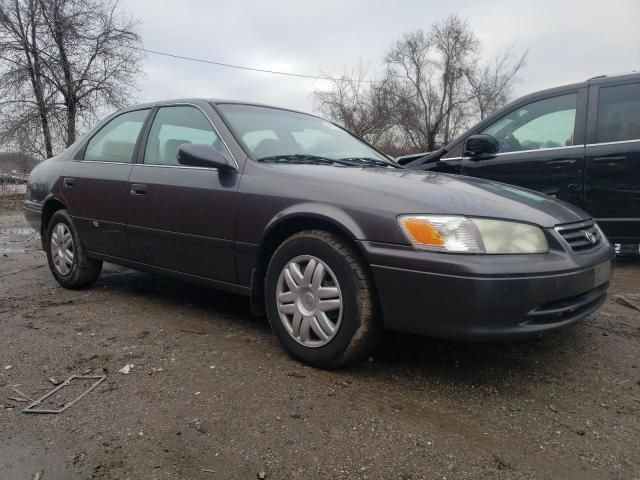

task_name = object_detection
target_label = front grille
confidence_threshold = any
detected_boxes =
[555,219,603,253]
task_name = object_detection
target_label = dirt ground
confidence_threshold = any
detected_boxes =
[1,195,639,480]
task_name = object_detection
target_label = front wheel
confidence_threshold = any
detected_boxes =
[265,230,381,369]
[46,209,102,289]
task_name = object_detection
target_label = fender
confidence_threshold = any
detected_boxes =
[245,203,368,316]
[259,202,365,244]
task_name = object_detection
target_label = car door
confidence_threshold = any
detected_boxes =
[126,104,239,282]
[460,90,587,207]
[584,79,640,242]
[60,108,150,258]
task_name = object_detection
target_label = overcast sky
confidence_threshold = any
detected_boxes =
[126,0,640,114]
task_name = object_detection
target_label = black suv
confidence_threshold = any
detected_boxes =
[408,72,640,244]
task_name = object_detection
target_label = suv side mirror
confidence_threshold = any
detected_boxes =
[177,144,236,171]
[464,134,499,159]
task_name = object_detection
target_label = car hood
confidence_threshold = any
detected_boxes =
[266,165,588,228]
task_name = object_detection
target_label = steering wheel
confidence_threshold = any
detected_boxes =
[499,133,521,153]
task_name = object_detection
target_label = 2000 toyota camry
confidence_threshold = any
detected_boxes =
[24,99,614,368]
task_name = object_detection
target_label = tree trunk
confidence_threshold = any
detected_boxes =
[66,99,76,145]
[426,132,437,152]
[48,2,76,146]
[443,89,452,144]
[21,1,54,158]
[25,52,53,158]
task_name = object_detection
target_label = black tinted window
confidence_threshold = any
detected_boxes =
[596,83,640,143]
[481,94,577,153]
[85,109,149,162]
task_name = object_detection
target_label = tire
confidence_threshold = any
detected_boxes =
[45,209,102,289]
[265,230,381,369]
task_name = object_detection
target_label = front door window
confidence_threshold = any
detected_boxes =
[482,94,578,153]
[143,106,228,166]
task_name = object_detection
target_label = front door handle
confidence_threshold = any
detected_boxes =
[592,156,626,164]
[63,177,75,188]
[130,184,147,196]
[545,159,576,168]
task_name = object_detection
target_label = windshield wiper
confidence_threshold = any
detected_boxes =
[258,154,339,165]
[337,157,400,168]
[258,154,399,169]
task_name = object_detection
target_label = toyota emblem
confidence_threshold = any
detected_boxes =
[584,231,596,244]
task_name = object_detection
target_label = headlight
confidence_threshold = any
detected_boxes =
[397,215,548,254]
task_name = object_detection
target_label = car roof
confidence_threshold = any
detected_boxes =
[497,71,640,109]
[117,98,320,119]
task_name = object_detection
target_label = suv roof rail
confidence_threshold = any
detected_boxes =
[588,71,639,82]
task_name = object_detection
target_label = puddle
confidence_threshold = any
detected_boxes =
[0,431,83,479]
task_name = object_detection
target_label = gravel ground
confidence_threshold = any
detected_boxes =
[1,196,639,480]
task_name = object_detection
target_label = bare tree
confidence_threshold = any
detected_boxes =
[466,45,527,120]
[37,0,142,146]
[314,15,527,155]
[0,0,142,158]
[0,0,56,157]
[430,15,479,143]
[313,64,395,147]
[385,16,479,151]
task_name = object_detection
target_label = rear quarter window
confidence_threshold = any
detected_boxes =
[596,83,640,143]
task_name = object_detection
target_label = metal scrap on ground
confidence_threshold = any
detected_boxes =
[22,375,106,414]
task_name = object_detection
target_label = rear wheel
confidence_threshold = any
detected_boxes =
[46,209,102,289]
[265,230,381,369]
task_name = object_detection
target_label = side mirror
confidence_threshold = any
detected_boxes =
[464,134,499,159]
[177,144,236,171]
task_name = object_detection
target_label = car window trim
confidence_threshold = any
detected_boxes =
[586,138,640,147]
[75,107,152,163]
[132,163,224,171]
[456,144,585,161]
[493,144,584,156]
[137,103,238,170]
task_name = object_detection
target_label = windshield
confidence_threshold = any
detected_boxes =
[217,104,394,167]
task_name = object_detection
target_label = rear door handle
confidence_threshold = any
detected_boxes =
[63,177,75,188]
[592,156,626,164]
[130,184,147,196]
[545,159,576,168]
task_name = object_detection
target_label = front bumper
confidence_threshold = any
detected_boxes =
[360,240,614,340]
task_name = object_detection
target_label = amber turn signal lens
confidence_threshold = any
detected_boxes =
[401,218,445,247]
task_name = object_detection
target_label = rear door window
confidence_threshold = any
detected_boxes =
[84,109,149,162]
[596,82,640,143]
[144,106,227,166]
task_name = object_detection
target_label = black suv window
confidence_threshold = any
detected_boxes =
[596,82,640,143]
[481,93,577,153]
[84,109,149,162]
